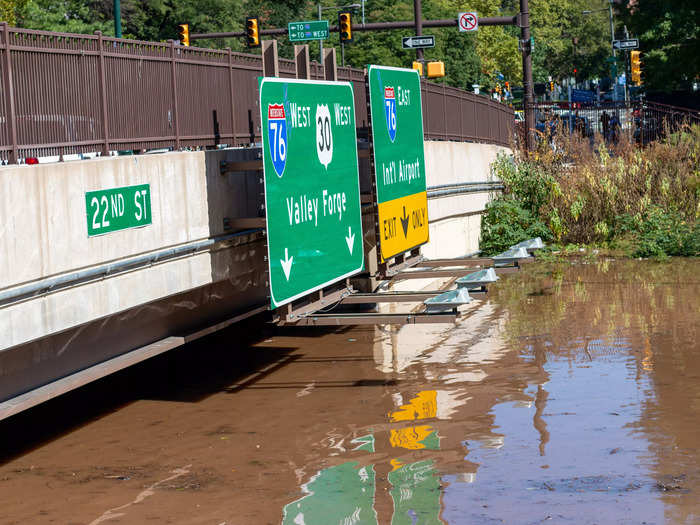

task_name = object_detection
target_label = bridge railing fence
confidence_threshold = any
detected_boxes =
[0,23,513,163]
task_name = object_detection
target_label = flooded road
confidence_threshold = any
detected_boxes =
[1,259,698,524]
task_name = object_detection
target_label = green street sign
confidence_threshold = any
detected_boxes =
[288,20,329,42]
[367,65,429,262]
[85,184,151,237]
[389,460,442,525]
[259,78,364,309]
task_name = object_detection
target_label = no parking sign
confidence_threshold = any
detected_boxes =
[458,12,478,32]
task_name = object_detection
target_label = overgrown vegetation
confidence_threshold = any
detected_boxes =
[481,125,700,258]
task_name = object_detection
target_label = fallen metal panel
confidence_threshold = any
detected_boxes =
[293,312,458,326]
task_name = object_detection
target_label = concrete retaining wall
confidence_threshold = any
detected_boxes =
[0,140,510,404]
[423,142,509,259]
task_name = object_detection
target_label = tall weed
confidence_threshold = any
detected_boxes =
[482,124,700,257]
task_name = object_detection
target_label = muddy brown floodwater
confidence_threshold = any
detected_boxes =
[1,259,699,525]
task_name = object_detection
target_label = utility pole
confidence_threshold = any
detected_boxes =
[520,0,534,152]
[113,0,122,38]
[413,0,423,62]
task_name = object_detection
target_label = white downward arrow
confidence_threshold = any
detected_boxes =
[280,248,293,281]
[345,226,355,255]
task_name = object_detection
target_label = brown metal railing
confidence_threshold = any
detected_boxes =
[0,23,513,163]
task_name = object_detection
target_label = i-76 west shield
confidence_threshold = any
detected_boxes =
[267,103,287,176]
[259,78,364,309]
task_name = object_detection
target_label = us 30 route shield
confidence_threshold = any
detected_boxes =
[260,78,364,309]
[368,65,429,262]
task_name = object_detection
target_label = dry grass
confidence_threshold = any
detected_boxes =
[511,123,699,245]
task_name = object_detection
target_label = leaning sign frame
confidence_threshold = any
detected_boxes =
[259,77,365,309]
[366,65,430,271]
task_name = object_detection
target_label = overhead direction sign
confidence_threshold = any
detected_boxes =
[259,78,364,309]
[612,38,639,50]
[288,20,329,42]
[458,12,478,32]
[402,35,435,49]
[367,65,429,262]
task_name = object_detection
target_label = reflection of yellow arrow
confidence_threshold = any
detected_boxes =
[389,390,437,422]
[390,425,434,450]
[390,458,404,472]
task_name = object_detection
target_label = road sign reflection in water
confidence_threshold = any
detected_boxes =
[281,459,442,524]
[368,65,429,262]
[259,78,364,309]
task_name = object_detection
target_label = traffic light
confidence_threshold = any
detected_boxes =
[246,16,260,48]
[178,23,189,47]
[338,12,352,43]
[426,61,445,78]
[549,81,554,91]
[630,50,641,85]
[505,81,510,92]
[412,61,423,76]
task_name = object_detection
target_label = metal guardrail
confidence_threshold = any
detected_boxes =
[0,23,513,163]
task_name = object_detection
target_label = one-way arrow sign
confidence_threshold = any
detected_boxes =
[613,39,639,50]
[402,35,435,49]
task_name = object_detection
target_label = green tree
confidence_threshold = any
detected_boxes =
[620,0,699,91]
[0,0,28,25]
[528,0,611,83]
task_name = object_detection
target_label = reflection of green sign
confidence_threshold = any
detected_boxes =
[260,78,364,309]
[368,65,429,262]
[389,460,442,525]
[85,184,151,237]
[288,20,329,42]
[282,462,377,525]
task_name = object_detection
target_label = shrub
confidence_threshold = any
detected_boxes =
[480,197,551,256]
[481,124,700,258]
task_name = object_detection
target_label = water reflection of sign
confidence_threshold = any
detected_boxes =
[351,433,376,452]
[390,425,440,450]
[390,390,438,422]
[389,460,443,525]
[282,462,378,525]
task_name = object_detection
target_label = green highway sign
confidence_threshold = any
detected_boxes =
[259,78,364,309]
[367,65,429,262]
[85,184,151,237]
[288,20,329,42]
[282,462,376,525]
